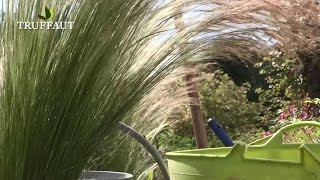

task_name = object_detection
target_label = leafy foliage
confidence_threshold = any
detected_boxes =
[255,51,304,108]
[253,51,305,128]
[157,50,319,153]
[157,128,196,152]
[200,71,263,130]
[156,70,265,152]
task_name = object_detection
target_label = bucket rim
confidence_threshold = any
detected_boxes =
[81,170,133,179]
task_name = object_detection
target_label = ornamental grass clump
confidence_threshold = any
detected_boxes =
[0,0,316,179]
[0,0,197,179]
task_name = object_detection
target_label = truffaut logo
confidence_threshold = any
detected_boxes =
[17,6,74,30]
[38,6,54,20]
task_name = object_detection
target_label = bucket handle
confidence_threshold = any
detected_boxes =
[263,121,320,146]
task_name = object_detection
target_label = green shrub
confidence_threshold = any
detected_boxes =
[156,129,196,152]
[200,70,263,130]
[157,70,265,151]
[157,51,318,151]
[254,51,305,127]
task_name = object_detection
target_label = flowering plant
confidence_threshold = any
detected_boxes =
[266,98,320,143]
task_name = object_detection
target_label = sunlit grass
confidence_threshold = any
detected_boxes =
[0,0,314,179]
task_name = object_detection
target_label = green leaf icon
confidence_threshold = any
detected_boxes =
[38,6,54,20]
[45,6,54,20]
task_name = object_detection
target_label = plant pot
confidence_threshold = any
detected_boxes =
[81,171,133,180]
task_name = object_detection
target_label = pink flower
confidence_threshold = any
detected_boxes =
[287,106,296,113]
[300,111,308,119]
[263,131,273,137]
[279,112,289,120]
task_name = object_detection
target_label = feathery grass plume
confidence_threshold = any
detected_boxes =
[44,0,296,177]
[1,0,316,179]
[92,67,196,175]
[203,0,320,53]
[0,0,202,179]
[101,0,320,176]
[108,0,320,175]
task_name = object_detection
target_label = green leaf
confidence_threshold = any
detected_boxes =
[259,69,266,74]
[45,6,53,20]
[49,7,54,19]
[147,169,154,180]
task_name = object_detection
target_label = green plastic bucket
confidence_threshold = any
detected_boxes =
[166,121,320,180]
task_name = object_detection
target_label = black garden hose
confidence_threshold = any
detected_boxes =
[118,122,170,180]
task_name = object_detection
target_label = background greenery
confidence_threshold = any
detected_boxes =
[156,50,320,150]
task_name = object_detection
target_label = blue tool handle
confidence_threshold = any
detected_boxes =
[208,118,234,147]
